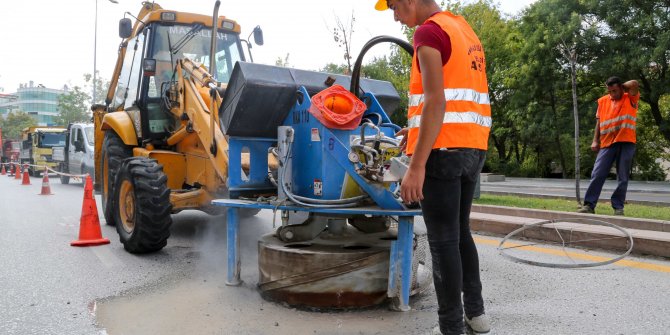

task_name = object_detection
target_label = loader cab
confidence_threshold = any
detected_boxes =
[111,19,245,144]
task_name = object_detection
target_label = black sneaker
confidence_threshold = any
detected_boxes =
[577,205,595,214]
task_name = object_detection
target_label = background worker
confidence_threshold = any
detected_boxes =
[375,0,492,334]
[578,77,639,216]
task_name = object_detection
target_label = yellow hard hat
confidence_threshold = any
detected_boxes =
[375,0,389,11]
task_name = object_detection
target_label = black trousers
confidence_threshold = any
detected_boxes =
[420,148,487,335]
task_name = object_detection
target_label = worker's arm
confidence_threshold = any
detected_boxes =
[591,118,600,152]
[400,46,446,204]
[623,80,639,96]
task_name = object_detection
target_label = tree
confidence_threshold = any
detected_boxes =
[328,11,356,74]
[584,0,670,144]
[275,53,291,68]
[0,111,35,139]
[84,72,110,106]
[56,86,90,126]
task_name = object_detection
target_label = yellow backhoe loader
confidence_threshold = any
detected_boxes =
[93,1,264,253]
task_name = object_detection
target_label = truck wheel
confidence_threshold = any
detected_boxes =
[114,157,172,253]
[101,131,132,226]
[59,163,70,184]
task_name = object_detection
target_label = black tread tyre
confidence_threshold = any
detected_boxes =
[59,163,69,184]
[101,131,132,226]
[114,157,172,253]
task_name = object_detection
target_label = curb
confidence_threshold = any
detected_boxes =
[470,205,670,258]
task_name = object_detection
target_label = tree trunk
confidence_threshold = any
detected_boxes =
[550,91,568,179]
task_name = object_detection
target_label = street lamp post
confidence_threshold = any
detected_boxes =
[93,0,119,105]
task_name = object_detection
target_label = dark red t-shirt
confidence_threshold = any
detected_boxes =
[413,14,451,73]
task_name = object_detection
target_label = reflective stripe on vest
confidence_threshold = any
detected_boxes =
[408,88,491,107]
[408,111,492,129]
[600,123,636,135]
[599,114,637,128]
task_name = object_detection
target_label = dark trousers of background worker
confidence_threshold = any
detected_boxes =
[584,142,636,210]
[421,148,487,335]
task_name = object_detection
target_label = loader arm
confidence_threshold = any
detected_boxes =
[175,58,230,186]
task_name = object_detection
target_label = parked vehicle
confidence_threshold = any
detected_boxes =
[53,123,95,184]
[19,126,67,177]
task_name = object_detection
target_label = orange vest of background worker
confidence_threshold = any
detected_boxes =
[596,92,638,148]
[405,11,491,155]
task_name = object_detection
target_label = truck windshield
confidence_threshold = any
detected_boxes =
[152,24,243,84]
[84,127,94,146]
[39,133,67,148]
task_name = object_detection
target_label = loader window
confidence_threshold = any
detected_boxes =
[150,24,244,85]
[111,33,147,110]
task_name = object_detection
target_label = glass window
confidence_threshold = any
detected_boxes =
[39,132,67,148]
[111,32,147,109]
[150,24,243,86]
[84,127,94,146]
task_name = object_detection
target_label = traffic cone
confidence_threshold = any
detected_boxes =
[71,175,110,247]
[21,164,31,185]
[39,167,53,195]
[15,164,22,180]
[1,164,6,175]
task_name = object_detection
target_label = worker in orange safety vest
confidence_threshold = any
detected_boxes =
[578,76,639,216]
[375,0,491,334]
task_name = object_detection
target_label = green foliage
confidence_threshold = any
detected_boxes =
[83,72,110,105]
[275,53,291,68]
[0,111,36,139]
[319,63,348,74]
[55,86,90,126]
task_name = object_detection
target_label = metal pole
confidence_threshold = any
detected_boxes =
[93,0,98,104]
[93,0,118,105]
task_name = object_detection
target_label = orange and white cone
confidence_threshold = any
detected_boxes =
[71,175,110,247]
[1,163,6,175]
[39,167,53,195]
[21,164,31,185]
[15,163,23,180]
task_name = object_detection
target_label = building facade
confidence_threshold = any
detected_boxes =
[0,81,69,126]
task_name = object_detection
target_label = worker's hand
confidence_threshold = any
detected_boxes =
[395,128,408,152]
[400,165,425,204]
[591,140,600,152]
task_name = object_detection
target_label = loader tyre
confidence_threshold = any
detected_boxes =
[101,131,132,226]
[114,157,172,253]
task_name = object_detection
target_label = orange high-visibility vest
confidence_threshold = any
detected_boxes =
[597,93,638,148]
[406,11,491,155]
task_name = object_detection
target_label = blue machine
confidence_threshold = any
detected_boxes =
[214,61,423,311]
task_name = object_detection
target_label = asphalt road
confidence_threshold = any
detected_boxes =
[480,177,670,206]
[1,173,669,334]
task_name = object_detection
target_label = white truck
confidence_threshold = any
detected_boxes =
[52,123,95,184]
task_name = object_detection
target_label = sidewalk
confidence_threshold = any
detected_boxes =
[480,177,670,206]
